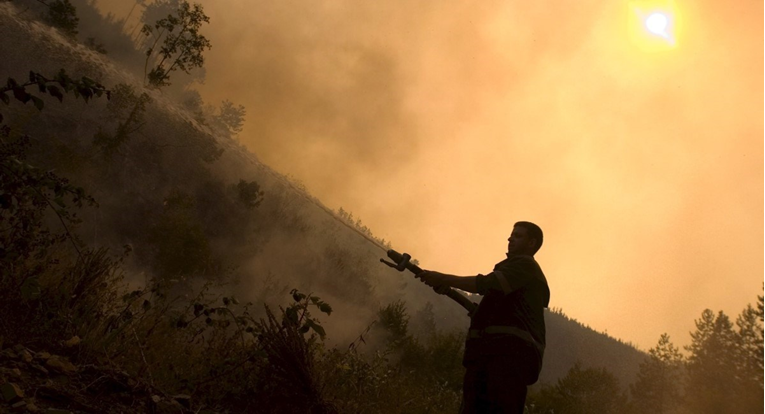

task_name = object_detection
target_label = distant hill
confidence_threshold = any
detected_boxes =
[0,0,646,389]
[541,309,645,387]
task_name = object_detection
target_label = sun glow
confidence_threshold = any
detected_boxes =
[645,12,670,38]
[628,0,680,52]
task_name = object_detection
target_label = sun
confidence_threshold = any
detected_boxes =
[645,12,670,38]
[627,0,680,52]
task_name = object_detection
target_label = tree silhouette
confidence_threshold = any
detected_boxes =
[43,0,79,38]
[528,362,627,414]
[684,310,741,413]
[140,1,211,88]
[629,333,683,413]
[216,100,246,135]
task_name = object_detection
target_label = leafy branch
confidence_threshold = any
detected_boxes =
[141,1,211,88]
[0,69,110,122]
[0,70,109,264]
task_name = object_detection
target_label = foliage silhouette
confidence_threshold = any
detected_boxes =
[527,362,628,414]
[140,0,211,88]
[43,0,79,38]
[629,333,683,413]
[92,83,152,156]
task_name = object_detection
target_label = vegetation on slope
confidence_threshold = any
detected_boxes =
[0,1,761,413]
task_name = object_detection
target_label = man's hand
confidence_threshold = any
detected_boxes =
[418,270,446,287]
[418,271,451,294]
[417,271,481,295]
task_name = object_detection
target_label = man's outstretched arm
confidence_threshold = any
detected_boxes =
[418,271,480,294]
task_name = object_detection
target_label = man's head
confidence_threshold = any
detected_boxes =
[507,221,544,256]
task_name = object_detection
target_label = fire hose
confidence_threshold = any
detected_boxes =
[381,249,477,316]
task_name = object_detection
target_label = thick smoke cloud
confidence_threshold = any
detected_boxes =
[95,0,762,349]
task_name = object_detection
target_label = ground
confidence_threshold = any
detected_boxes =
[0,340,208,414]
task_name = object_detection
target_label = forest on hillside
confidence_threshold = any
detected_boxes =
[0,1,762,413]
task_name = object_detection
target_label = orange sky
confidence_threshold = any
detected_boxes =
[97,0,763,350]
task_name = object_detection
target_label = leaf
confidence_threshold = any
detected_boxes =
[291,289,305,302]
[12,87,30,103]
[142,299,152,311]
[222,297,230,306]
[306,319,326,339]
[318,302,333,316]
[79,87,92,102]
[0,92,8,105]
[30,96,44,111]
[55,69,69,85]
[47,85,64,102]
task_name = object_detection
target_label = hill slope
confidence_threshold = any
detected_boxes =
[0,1,645,391]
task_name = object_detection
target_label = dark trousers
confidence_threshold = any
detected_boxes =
[459,357,528,414]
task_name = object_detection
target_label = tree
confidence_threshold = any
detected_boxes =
[180,88,206,124]
[528,362,628,414]
[732,297,764,412]
[377,300,409,344]
[757,283,765,326]
[235,179,264,210]
[215,100,246,135]
[410,302,437,338]
[139,0,180,29]
[140,1,211,88]
[92,83,152,156]
[43,0,79,38]
[684,309,741,414]
[122,0,146,33]
[629,333,684,414]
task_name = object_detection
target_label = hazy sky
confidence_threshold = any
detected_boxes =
[97,0,762,350]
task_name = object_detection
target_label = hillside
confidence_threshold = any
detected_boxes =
[0,0,645,404]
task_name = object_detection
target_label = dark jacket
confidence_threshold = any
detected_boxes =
[464,254,550,384]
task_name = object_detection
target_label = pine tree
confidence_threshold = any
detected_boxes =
[684,309,740,414]
[528,362,628,414]
[629,333,683,413]
[732,296,764,412]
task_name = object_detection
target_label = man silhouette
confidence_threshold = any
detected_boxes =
[418,221,550,414]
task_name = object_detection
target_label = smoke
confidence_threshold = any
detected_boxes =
[89,0,762,350]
